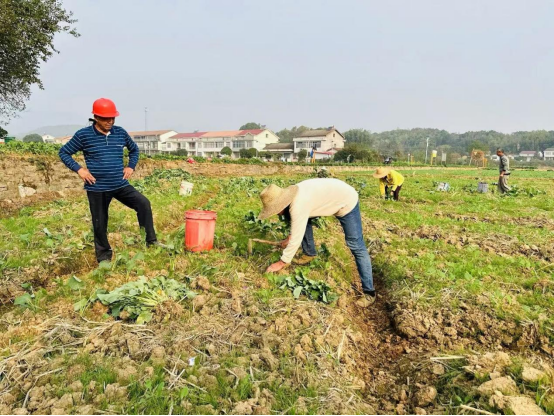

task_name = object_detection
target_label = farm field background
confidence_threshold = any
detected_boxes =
[0,166,553,414]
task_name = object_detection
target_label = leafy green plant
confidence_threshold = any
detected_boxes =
[14,284,47,312]
[243,210,289,238]
[133,169,193,192]
[224,177,258,196]
[0,141,62,155]
[77,276,196,324]
[311,217,328,230]
[66,275,85,291]
[345,176,370,196]
[313,167,330,178]
[502,185,547,198]
[275,269,338,303]
[115,251,145,277]
[165,225,185,254]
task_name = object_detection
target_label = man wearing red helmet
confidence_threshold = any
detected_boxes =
[59,98,163,263]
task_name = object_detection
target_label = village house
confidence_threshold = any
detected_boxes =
[41,134,56,143]
[292,127,345,158]
[169,129,279,158]
[128,130,178,155]
[166,132,207,155]
[519,150,536,162]
[544,148,554,161]
[263,143,295,162]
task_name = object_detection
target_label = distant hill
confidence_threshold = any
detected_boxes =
[15,124,86,139]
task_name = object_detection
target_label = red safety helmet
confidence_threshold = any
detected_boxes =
[92,98,120,118]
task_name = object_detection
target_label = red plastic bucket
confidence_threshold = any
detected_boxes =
[185,210,217,252]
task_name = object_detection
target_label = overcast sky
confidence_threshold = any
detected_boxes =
[6,0,554,135]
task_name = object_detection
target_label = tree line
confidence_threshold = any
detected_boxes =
[240,122,554,161]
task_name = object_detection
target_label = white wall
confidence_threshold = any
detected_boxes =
[325,131,345,150]
[252,130,279,151]
[292,130,345,153]
[293,136,326,153]
[159,131,178,142]
[42,135,56,143]
[314,152,332,160]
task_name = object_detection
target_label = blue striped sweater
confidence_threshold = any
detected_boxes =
[59,125,140,192]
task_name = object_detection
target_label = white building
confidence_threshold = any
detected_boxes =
[292,127,345,155]
[128,130,178,155]
[54,136,72,145]
[166,132,206,155]
[519,150,536,161]
[544,148,554,161]
[263,143,295,162]
[169,129,279,158]
[41,134,56,143]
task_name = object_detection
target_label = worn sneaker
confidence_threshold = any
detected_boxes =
[293,255,316,265]
[356,292,376,307]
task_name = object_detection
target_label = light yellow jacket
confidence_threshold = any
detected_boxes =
[282,179,358,263]
[379,170,404,195]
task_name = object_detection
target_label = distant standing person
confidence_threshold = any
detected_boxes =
[497,148,511,193]
[59,98,163,264]
[373,167,404,200]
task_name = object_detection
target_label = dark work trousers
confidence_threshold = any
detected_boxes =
[87,185,157,263]
[385,185,403,201]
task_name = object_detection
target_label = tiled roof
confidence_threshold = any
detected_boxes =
[174,129,267,138]
[171,132,207,139]
[264,143,294,151]
[298,129,330,137]
[240,129,264,135]
[129,130,174,136]
[201,130,242,138]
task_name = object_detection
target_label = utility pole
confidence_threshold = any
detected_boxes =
[144,107,148,131]
[425,137,430,164]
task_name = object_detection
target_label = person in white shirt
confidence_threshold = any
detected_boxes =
[259,178,375,304]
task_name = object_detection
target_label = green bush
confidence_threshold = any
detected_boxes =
[0,141,62,155]
[22,134,43,143]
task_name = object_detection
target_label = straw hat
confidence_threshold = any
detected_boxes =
[258,184,299,220]
[373,167,392,178]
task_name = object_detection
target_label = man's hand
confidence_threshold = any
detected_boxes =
[265,260,287,273]
[280,236,291,249]
[123,167,134,180]
[77,168,96,185]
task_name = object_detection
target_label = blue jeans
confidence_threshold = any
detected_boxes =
[301,203,374,293]
[301,219,318,257]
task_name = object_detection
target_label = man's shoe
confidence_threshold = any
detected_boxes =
[147,241,169,249]
[293,255,316,265]
[356,292,376,307]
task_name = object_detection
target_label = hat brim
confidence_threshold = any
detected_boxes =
[258,185,299,220]
[373,168,392,178]
[92,111,120,118]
